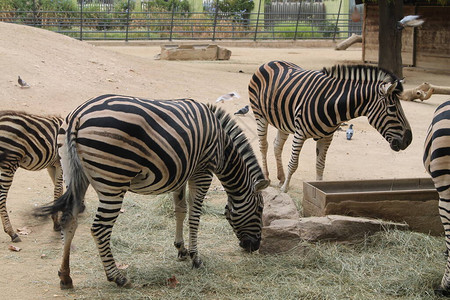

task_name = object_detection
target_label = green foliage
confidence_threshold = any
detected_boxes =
[217,0,254,13]
[146,0,190,13]
[272,22,338,38]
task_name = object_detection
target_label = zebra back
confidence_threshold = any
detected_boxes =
[0,110,63,170]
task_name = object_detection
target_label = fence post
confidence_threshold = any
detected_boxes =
[169,4,175,41]
[294,3,302,41]
[253,0,262,41]
[333,0,342,41]
[125,0,131,42]
[212,0,219,41]
[80,0,84,41]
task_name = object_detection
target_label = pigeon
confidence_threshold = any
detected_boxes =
[216,92,240,103]
[346,124,354,140]
[18,76,30,88]
[234,105,249,116]
[397,15,425,30]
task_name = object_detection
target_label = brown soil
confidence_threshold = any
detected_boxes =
[0,21,449,299]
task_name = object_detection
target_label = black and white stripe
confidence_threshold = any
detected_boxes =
[37,94,268,289]
[0,111,63,242]
[249,60,412,192]
[423,100,450,295]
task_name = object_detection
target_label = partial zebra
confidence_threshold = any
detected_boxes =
[0,111,63,242]
[37,94,269,289]
[249,61,412,192]
[423,100,450,296]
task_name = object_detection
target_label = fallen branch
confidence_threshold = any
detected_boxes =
[400,82,450,101]
[335,34,362,51]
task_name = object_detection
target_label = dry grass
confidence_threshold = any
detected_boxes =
[58,188,445,300]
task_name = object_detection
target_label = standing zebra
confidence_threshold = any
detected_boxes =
[37,94,269,289]
[423,100,450,296]
[249,61,412,192]
[0,111,63,242]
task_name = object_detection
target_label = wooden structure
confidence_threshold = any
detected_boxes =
[362,1,450,71]
[302,178,442,235]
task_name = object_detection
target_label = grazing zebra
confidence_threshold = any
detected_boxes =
[249,61,412,192]
[37,94,269,289]
[0,111,63,242]
[423,100,450,296]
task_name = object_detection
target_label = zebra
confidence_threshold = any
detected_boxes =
[36,94,269,289]
[249,60,412,192]
[0,111,63,242]
[423,100,450,296]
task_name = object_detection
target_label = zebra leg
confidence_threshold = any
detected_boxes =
[274,130,289,186]
[0,164,21,242]
[47,164,63,231]
[315,135,334,181]
[255,116,270,182]
[436,191,450,294]
[58,213,78,289]
[280,130,306,193]
[91,192,131,287]
[187,172,213,268]
[172,185,188,260]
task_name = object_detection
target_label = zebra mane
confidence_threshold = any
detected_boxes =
[321,64,403,95]
[207,104,264,181]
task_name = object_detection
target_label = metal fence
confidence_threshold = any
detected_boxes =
[0,5,362,41]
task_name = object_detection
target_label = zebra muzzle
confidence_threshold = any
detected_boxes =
[239,235,260,252]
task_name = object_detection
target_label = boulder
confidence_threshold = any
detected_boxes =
[260,215,409,254]
[262,187,299,227]
[158,44,231,61]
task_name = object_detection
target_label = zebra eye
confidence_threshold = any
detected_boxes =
[387,104,397,113]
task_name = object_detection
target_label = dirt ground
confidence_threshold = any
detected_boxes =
[0,21,449,299]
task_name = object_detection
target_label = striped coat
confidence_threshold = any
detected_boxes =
[423,100,450,295]
[0,111,63,242]
[249,61,412,192]
[37,94,269,289]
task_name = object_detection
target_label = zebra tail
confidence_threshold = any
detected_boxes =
[34,123,89,226]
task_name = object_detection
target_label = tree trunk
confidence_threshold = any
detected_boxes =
[378,0,404,78]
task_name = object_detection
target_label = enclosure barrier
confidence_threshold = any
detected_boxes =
[0,4,362,41]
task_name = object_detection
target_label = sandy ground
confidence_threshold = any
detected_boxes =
[0,21,449,299]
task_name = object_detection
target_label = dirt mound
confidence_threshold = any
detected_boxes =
[0,22,163,115]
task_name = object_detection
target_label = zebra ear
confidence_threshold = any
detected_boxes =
[254,179,270,192]
[381,81,398,95]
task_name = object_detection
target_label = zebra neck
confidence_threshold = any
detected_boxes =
[324,79,377,123]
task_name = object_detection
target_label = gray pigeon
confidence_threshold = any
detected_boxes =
[18,76,30,88]
[346,124,354,140]
[234,105,249,116]
[397,15,425,30]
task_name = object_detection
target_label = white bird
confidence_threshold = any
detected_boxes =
[234,105,249,116]
[346,124,354,140]
[397,15,425,30]
[18,76,30,88]
[216,92,240,103]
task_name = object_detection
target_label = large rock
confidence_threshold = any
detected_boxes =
[158,44,231,60]
[262,187,299,227]
[260,215,409,254]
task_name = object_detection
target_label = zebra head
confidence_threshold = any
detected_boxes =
[367,77,412,152]
[224,178,269,252]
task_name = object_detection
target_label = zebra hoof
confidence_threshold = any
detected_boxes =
[53,222,62,232]
[115,276,132,288]
[177,249,188,261]
[191,257,203,269]
[11,233,21,243]
[434,287,450,297]
[59,276,74,290]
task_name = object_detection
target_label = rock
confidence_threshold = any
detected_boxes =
[262,187,299,227]
[159,44,231,61]
[260,215,409,254]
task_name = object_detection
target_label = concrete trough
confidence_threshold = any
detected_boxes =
[303,178,441,235]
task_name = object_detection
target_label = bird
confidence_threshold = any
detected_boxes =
[18,76,30,88]
[234,105,249,116]
[216,92,240,103]
[397,15,425,30]
[346,124,354,140]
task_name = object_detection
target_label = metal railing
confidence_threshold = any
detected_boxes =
[0,7,362,41]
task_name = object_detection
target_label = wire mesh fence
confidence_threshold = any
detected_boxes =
[0,3,362,41]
